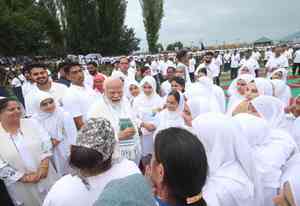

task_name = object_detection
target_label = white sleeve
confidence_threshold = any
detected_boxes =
[62,94,82,119]
[0,158,24,186]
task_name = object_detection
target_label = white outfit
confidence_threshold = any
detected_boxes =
[185,77,223,113]
[294,49,300,63]
[62,84,98,122]
[32,91,77,176]
[193,113,262,206]
[155,92,186,132]
[87,96,141,163]
[231,53,241,68]
[177,62,192,83]
[234,113,297,206]
[253,78,273,96]
[227,74,254,115]
[160,80,172,97]
[43,159,140,206]
[271,79,292,107]
[280,153,300,206]
[11,74,26,87]
[25,82,68,117]
[240,58,260,76]
[265,55,289,77]
[189,58,196,73]
[186,97,212,119]
[196,62,219,80]
[133,76,163,155]
[269,68,289,81]
[125,80,140,107]
[0,119,58,206]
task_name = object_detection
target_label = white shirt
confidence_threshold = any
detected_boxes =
[11,74,26,87]
[265,51,273,61]
[159,60,169,76]
[43,159,140,206]
[25,82,68,116]
[241,57,260,75]
[160,81,172,97]
[231,53,240,68]
[294,50,300,63]
[252,51,261,61]
[151,60,159,76]
[62,84,98,122]
[197,62,219,79]
[265,55,289,73]
[189,58,196,73]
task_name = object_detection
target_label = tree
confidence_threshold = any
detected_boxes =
[0,0,63,56]
[166,41,184,51]
[139,0,164,53]
[156,43,164,52]
[119,26,140,55]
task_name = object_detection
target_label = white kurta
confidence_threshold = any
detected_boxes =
[133,76,163,155]
[43,159,140,206]
[0,119,58,206]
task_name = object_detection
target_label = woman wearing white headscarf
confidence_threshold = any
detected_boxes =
[155,91,186,133]
[227,74,254,115]
[133,76,163,155]
[274,153,300,206]
[32,91,77,176]
[234,113,297,206]
[185,77,222,113]
[192,113,262,206]
[271,79,292,107]
[231,78,273,116]
[125,80,140,107]
[269,68,289,81]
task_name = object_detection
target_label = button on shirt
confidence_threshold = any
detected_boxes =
[62,84,99,122]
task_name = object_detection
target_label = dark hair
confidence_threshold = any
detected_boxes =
[87,61,98,68]
[58,62,68,70]
[64,62,81,74]
[139,154,152,175]
[197,68,207,76]
[140,66,151,75]
[205,51,214,56]
[176,50,188,61]
[0,97,19,113]
[27,63,47,73]
[168,90,181,104]
[69,145,112,174]
[154,128,208,206]
[171,77,186,92]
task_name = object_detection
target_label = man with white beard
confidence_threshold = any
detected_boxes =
[88,78,141,163]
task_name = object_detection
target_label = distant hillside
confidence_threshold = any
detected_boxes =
[281,31,300,42]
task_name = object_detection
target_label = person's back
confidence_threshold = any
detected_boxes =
[43,159,140,206]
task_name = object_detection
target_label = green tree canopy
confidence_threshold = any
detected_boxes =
[140,0,164,54]
[166,41,184,51]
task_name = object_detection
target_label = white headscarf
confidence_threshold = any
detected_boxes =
[251,95,287,129]
[270,68,288,81]
[192,113,259,206]
[227,74,255,115]
[156,92,185,132]
[280,153,300,206]
[271,79,291,106]
[185,78,222,113]
[139,76,157,97]
[125,80,140,101]
[253,78,273,96]
[186,97,211,119]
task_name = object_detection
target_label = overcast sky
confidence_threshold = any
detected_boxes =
[125,0,300,50]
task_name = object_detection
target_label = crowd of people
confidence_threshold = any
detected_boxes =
[0,44,300,206]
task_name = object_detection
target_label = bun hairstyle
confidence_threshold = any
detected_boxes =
[154,127,208,206]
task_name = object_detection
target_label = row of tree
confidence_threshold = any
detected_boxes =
[0,0,141,56]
